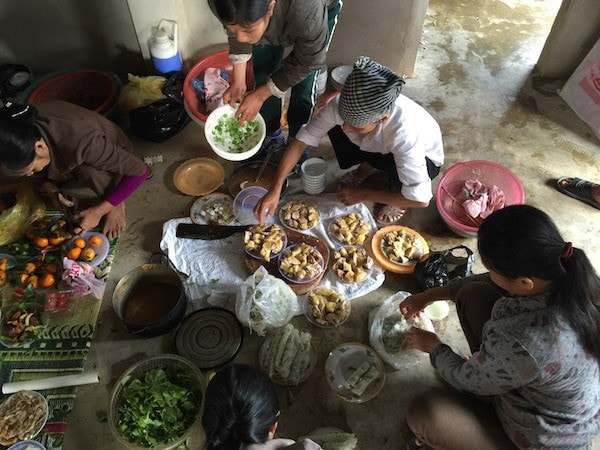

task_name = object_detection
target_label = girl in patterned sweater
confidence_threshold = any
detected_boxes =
[401,204,600,449]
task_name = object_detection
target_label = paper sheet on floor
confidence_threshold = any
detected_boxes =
[160,193,385,311]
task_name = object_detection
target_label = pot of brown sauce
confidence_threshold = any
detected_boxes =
[112,253,187,337]
[227,160,290,197]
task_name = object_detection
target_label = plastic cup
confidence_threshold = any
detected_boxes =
[301,158,327,195]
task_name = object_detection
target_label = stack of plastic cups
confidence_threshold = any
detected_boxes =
[300,158,328,195]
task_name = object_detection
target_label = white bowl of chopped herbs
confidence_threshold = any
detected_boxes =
[109,354,205,449]
[204,104,266,161]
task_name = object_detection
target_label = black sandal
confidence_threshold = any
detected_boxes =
[556,177,600,210]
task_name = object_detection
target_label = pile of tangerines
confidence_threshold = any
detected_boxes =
[65,235,103,263]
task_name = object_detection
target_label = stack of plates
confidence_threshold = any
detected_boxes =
[330,65,353,91]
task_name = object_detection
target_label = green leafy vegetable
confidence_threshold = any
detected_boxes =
[117,367,200,447]
[212,115,261,153]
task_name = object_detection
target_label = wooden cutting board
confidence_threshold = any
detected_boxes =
[244,229,330,295]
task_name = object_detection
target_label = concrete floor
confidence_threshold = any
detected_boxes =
[63,0,600,448]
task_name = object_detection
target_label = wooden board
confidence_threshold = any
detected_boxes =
[244,229,330,295]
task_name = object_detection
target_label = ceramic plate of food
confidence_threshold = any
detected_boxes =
[65,232,110,268]
[258,324,317,386]
[331,245,374,283]
[327,213,372,246]
[279,200,320,232]
[371,226,428,274]
[190,192,235,225]
[325,342,385,403]
[243,223,287,261]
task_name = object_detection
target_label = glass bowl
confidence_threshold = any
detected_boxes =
[277,244,325,284]
[0,303,48,349]
[243,224,288,261]
[325,342,386,403]
[0,390,48,446]
[304,287,350,328]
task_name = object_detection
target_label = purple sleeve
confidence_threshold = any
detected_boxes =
[105,167,148,206]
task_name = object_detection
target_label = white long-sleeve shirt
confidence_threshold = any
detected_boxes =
[296,93,444,202]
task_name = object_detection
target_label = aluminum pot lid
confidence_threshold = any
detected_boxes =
[173,307,243,370]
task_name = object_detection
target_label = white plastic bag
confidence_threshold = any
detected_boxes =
[559,38,600,139]
[235,266,301,336]
[368,291,434,370]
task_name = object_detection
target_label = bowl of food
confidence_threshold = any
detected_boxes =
[204,104,266,161]
[64,232,110,268]
[243,224,287,261]
[0,390,48,446]
[278,243,325,284]
[371,225,428,275]
[328,213,371,246]
[258,323,316,386]
[279,200,320,232]
[435,160,525,237]
[0,303,48,348]
[325,343,385,403]
[304,287,350,328]
[109,354,205,450]
[331,245,374,283]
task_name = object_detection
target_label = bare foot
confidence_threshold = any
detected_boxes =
[103,203,126,240]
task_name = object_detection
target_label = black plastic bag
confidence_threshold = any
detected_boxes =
[129,70,190,142]
[414,245,474,291]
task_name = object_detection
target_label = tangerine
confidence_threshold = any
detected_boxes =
[27,275,39,289]
[39,273,56,288]
[73,238,86,249]
[48,234,66,246]
[0,258,6,271]
[34,236,49,248]
[45,263,58,274]
[80,247,96,262]
[88,235,103,247]
[67,247,82,260]
[20,273,29,285]
[24,262,37,274]
[0,271,6,286]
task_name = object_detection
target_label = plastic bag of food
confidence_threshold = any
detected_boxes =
[0,182,45,246]
[118,73,167,112]
[368,291,434,370]
[235,266,301,336]
[304,427,358,450]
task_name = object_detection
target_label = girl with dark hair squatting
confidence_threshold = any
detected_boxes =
[401,204,600,450]
[203,363,322,450]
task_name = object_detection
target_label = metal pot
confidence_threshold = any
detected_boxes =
[227,160,289,197]
[112,255,187,337]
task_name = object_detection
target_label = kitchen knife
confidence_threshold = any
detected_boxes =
[176,223,249,240]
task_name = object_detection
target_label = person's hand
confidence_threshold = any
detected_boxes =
[405,327,441,353]
[400,292,433,319]
[235,90,267,124]
[73,206,104,236]
[337,187,367,206]
[223,82,246,108]
[254,188,281,223]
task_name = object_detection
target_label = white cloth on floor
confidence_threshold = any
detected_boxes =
[160,193,385,311]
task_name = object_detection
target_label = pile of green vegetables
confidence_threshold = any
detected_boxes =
[117,367,200,447]
[212,115,260,153]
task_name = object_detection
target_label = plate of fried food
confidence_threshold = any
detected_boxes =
[279,200,320,232]
[327,213,371,246]
[243,224,287,261]
[331,245,374,283]
[278,243,325,284]
[371,225,428,274]
[190,192,236,225]
[304,287,350,328]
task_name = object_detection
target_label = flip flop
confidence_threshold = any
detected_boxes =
[376,205,407,225]
[556,177,600,210]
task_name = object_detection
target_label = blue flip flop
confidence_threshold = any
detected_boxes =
[556,177,600,211]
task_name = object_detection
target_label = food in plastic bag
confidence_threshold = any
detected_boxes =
[368,291,434,370]
[118,74,167,112]
[235,266,301,336]
[304,427,358,450]
[0,182,45,246]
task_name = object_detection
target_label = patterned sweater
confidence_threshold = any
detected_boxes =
[432,277,600,449]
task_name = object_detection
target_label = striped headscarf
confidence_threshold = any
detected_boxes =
[339,56,405,127]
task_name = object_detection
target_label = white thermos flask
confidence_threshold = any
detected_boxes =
[150,19,182,74]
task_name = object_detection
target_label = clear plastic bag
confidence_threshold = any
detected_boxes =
[368,291,434,370]
[0,182,45,246]
[118,73,166,112]
[235,266,301,336]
